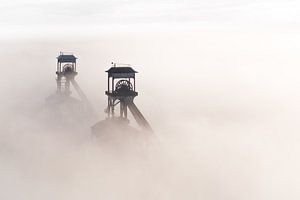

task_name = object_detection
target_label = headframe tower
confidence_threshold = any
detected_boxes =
[55,52,94,115]
[105,63,152,131]
[56,52,78,96]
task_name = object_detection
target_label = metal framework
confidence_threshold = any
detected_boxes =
[56,52,78,95]
[105,63,152,131]
[55,52,94,115]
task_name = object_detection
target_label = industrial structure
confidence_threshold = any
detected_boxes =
[43,53,153,141]
[42,52,95,129]
[56,53,78,96]
[54,52,94,114]
[105,63,152,131]
[92,62,153,141]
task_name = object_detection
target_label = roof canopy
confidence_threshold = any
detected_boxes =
[57,54,77,63]
[106,67,137,78]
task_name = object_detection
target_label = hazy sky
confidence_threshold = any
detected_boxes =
[0,0,299,36]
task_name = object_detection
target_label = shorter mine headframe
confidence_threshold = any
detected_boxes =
[55,52,95,115]
[105,63,152,131]
[56,53,78,96]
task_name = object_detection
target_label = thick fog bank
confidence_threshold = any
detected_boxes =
[1,28,300,199]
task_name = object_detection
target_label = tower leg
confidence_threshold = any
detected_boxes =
[107,97,111,118]
[124,104,128,119]
[111,100,115,118]
[120,101,123,117]
[65,79,70,95]
[56,76,61,94]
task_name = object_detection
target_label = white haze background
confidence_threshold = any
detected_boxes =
[1,0,300,200]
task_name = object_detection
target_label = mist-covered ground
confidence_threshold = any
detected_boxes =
[1,25,300,200]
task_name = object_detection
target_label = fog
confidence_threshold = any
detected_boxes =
[1,26,300,199]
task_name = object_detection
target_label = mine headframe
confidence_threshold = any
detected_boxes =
[105,63,152,132]
[56,52,78,96]
[55,52,95,115]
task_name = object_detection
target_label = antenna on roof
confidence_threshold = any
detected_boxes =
[111,62,131,68]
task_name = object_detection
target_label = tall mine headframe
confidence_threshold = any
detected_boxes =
[92,63,153,145]
[105,63,152,131]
